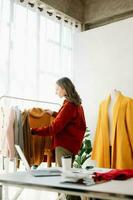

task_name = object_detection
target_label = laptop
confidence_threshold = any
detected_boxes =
[15,145,62,177]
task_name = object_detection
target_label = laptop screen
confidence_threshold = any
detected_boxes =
[15,145,31,172]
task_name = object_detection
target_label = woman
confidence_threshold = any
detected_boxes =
[31,77,86,167]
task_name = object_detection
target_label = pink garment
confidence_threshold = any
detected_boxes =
[6,107,15,160]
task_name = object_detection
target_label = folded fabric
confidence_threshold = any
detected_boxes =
[93,169,133,182]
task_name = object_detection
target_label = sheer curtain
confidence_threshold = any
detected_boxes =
[0,0,81,105]
[0,1,81,198]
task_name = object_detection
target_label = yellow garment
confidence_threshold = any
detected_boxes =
[91,93,133,169]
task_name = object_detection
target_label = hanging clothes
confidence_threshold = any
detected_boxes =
[28,108,54,166]
[21,110,33,166]
[0,95,60,169]
[0,107,7,157]
[91,92,133,169]
[14,106,24,151]
[0,106,16,160]
[0,106,24,168]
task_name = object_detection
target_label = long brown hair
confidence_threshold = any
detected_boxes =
[56,77,82,105]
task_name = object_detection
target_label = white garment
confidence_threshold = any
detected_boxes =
[108,90,120,145]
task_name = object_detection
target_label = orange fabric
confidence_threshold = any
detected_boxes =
[22,111,33,166]
[29,108,54,165]
[29,108,51,127]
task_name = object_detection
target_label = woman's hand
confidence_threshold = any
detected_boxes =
[44,109,53,115]
[31,128,38,135]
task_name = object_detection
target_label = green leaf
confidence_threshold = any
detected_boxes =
[75,156,82,165]
[85,140,92,149]
[85,127,90,132]
[73,127,92,168]
[86,155,91,160]
[81,154,87,165]
[73,163,81,168]
[85,148,92,154]
[84,133,90,138]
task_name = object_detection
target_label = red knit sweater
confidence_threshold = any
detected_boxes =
[33,100,86,154]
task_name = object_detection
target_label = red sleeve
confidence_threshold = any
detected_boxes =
[34,102,76,136]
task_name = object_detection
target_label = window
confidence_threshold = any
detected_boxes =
[0,0,80,104]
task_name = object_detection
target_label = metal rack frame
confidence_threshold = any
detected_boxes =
[0,95,60,200]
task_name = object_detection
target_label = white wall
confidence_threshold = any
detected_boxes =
[74,17,133,138]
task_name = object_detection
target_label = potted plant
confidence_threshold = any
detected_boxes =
[73,127,92,168]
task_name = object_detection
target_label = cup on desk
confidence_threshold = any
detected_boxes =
[61,155,72,171]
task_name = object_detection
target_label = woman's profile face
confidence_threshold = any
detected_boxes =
[55,84,66,98]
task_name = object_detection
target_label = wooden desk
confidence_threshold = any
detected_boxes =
[0,171,133,200]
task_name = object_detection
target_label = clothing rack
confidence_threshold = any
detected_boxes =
[0,94,60,168]
[0,95,60,106]
[0,95,60,200]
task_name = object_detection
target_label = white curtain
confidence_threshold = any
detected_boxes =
[0,0,81,104]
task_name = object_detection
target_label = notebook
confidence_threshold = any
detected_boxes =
[15,145,62,177]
